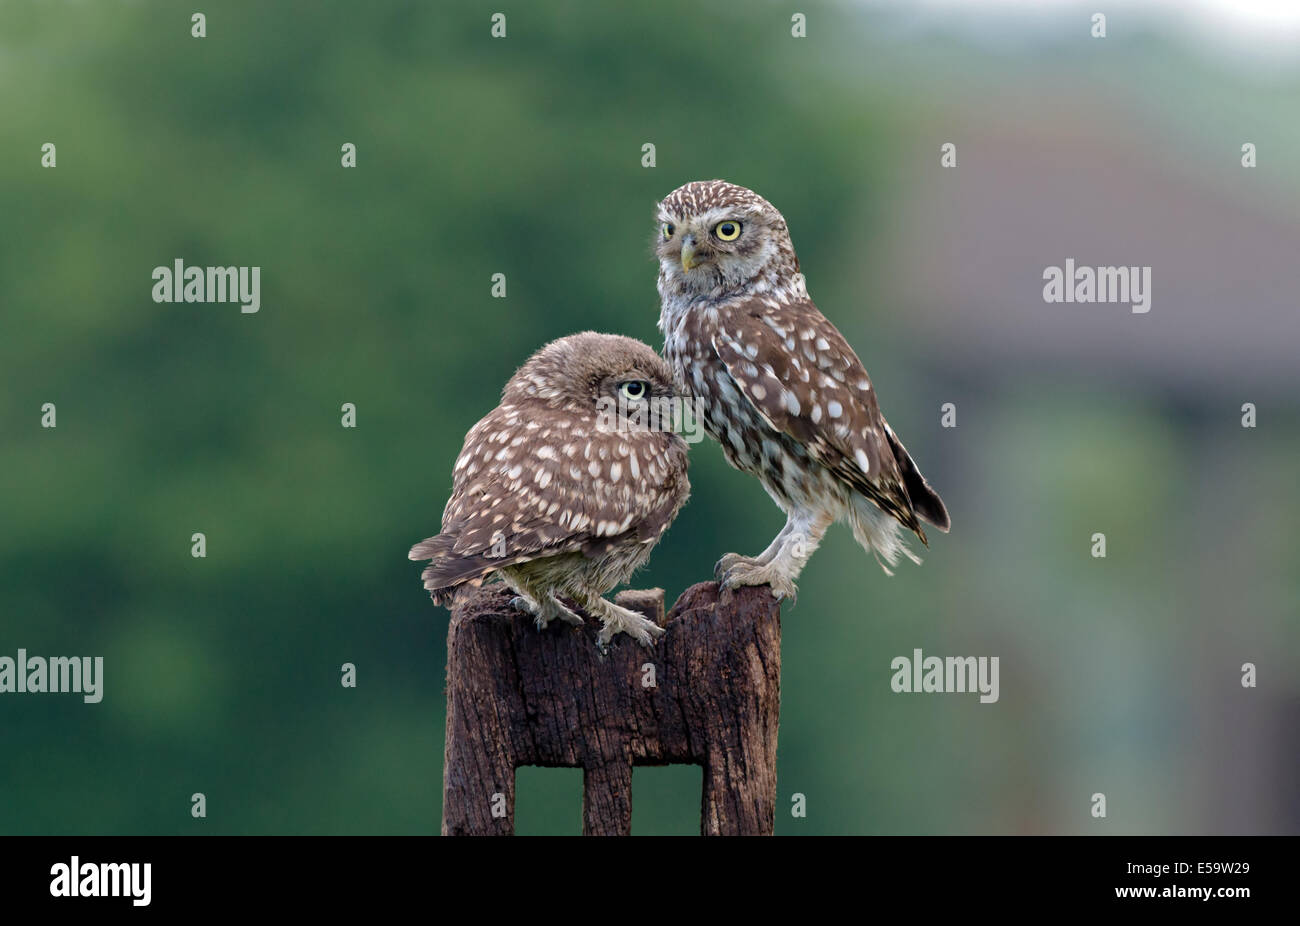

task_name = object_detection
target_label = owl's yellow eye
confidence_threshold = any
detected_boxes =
[662,223,675,240]
[714,220,741,241]
[619,381,649,401]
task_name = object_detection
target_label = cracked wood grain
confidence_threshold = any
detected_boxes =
[440,582,782,836]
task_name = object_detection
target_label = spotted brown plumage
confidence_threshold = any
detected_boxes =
[655,180,949,599]
[408,332,690,647]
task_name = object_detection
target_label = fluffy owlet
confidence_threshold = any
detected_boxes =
[655,180,949,600]
[408,332,690,647]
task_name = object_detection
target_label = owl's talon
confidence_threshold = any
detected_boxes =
[714,552,760,580]
[721,562,798,602]
[510,595,539,616]
[633,621,667,648]
[551,605,584,627]
[512,594,584,631]
[593,603,665,649]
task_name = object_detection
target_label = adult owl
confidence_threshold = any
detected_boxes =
[408,332,690,647]
[655,180,949,600]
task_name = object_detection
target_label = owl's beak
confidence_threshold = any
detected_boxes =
[680,239,701,271]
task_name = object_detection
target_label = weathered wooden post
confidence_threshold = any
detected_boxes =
[441,582,783,835]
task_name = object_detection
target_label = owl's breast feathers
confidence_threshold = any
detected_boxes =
[668,294,948,542]
[410,404,689,604]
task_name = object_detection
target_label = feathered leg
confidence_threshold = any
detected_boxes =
[719,507,833,601]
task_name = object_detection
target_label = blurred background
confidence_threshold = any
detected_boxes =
[1,0,1296,835]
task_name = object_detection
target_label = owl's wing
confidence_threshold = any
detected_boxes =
[409,406,689,601]
[711,297,947,541]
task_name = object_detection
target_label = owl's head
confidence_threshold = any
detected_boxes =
[505,332,677,416]
[654,180,799,300]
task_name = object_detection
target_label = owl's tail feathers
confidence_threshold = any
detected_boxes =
[408,534,498,607]
[883,426,951,535]
[848,494,923,576]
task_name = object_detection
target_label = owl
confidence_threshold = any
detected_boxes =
[408,332,690,648]
[654,180,949,600]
